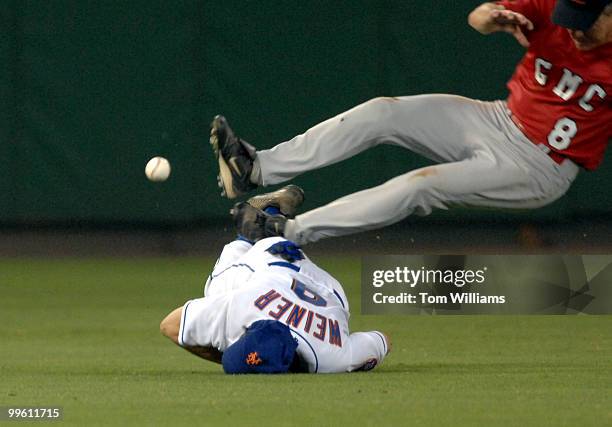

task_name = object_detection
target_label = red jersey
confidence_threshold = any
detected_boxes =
[497,0,612,170]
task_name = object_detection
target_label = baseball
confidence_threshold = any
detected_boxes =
[145,156,171,182]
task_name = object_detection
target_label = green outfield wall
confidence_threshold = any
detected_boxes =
[1,1,610,223]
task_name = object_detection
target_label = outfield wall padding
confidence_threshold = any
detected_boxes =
[1,1,609,223]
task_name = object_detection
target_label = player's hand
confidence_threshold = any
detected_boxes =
[489,9,534,48]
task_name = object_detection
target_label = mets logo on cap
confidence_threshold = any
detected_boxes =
[222,320,298,374]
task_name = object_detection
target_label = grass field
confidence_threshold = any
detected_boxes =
[1,256,611,426]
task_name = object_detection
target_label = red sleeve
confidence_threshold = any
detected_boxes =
[496,0,551,28]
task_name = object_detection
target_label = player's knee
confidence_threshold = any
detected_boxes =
[399,171,444,214]
[368,96,397,110]
[363,97,397,120]
[406,172,436,196]
[370,96,397,103]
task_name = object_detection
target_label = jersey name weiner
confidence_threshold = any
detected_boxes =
[253,285,343,348]
[534,58,607,111]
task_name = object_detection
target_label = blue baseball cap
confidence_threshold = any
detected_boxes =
[222,320,298,374]
[552,0,612,31]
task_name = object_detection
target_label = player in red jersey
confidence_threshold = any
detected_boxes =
[472,0,612,170]
[209,0,612,245]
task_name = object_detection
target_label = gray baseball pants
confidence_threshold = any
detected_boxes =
[253,95,579,244]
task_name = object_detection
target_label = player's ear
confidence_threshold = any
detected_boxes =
[160,307,182,344]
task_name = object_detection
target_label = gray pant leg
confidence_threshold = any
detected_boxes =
[256,95,464,185]
[257,95,502,184]
[286,155,577,245]
[284,153,560,244]
[256,97,396,185]
[256,95,577,244]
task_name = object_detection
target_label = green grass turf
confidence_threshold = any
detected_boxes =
[1,256,611,426]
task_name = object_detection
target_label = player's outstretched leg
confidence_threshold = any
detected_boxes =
[211,95,484,194]
[210,97,412,196]
[230,185,305,242]
[209,115,258,199]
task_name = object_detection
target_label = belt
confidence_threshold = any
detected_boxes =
[510,113,567,165]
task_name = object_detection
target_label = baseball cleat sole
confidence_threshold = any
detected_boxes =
[210,123,240,199]
[209,115,256,199]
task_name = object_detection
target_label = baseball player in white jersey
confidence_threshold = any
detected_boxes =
[160,186,390,374]
[209,0,612,245]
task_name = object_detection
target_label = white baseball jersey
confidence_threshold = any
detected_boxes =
[178,237,388,373]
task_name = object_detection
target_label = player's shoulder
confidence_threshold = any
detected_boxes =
[234,237,297,265]
[248,237,306,267]
[252,236,290,249]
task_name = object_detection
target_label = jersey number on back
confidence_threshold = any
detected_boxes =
[548,118,577,150]
[291,279,327,307]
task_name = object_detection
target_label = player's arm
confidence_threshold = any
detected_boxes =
[468,2,534,47]
[160,306,223,364]
[345,331,391,372]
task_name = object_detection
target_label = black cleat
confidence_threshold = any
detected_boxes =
[210,115,257,199]
[231,202,287,242]
[247,185,305,219]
